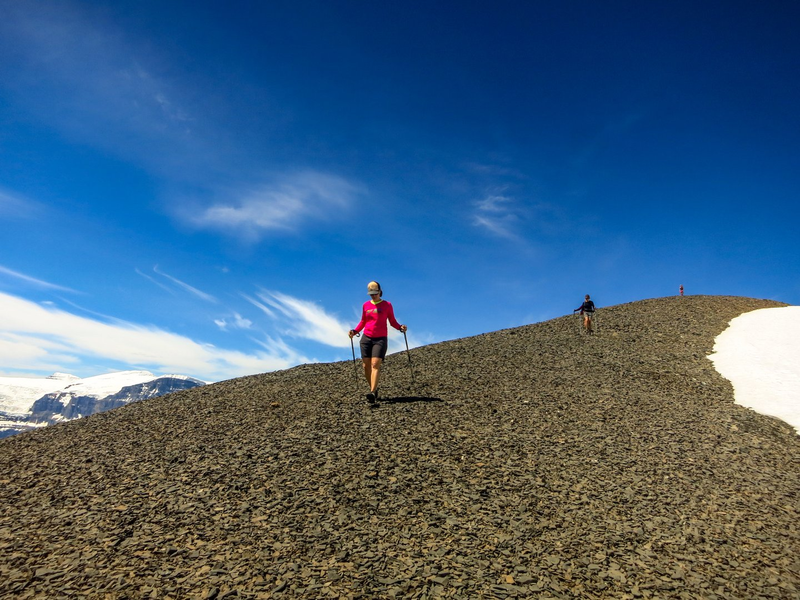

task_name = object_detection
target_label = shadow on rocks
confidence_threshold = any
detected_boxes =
[378,396,443,405]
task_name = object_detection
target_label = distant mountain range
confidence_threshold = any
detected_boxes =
[0,370,205,438]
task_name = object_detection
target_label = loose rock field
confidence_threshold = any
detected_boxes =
[1,296,798,599]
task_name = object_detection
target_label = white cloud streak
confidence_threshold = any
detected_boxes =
[250,290,351,348]
[245,289,423,354]
[0,189,42,220]
[152,265,217,303]
[0,291,299,381]
[135,268,175,295]
[215,313,253,331]
[241,294,276,318]
[184,172,363,240]
[473,193,522,240]
[0,264,78,293]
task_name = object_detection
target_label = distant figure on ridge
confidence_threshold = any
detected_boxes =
[349,281,407,404]
[574,294,596,334]
[680,284,684,296]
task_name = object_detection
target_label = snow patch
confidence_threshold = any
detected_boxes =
[0,376,75,416]
[0,370,178,417]
[709,306,800,434]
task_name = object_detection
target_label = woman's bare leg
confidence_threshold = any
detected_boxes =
[362,358,371,386]
[369,358,382,393]
[362,358,383,392]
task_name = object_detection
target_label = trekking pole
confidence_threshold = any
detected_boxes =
[403,330,416,390]
[350,332,361,385]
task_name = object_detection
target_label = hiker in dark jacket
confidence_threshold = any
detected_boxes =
[574,294,596,333]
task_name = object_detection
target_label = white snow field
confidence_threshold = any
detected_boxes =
[0,370,157,417]
[709,306,800,434]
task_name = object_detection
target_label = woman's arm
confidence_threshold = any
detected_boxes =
[353,305,367,334]
[386,302,405,331]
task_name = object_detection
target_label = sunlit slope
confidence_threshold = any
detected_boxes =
[1,295,797,598]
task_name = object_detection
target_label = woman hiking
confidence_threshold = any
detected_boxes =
[349,281,407,404]
[574,294,596,334]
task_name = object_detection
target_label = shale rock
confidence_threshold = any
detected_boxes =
[1,296,798,599]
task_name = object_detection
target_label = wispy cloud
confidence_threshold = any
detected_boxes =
[244,288,426,353]
[472,186,573,244]
[247,290,351,348]
[215,313,253,331]
[465,162,527,180]
[182,171,364,240]
[252,335,306,361]
[0,291,299,381]
[0,189,42,220]
[473,192,523,241]
[152,90,192,124]
[0,265,78,293]
[0,3,195,163]
[152,266,217,303]
[241,293,276,318]
[135,268,174,295]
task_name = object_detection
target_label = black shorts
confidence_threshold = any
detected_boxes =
[360,335,388,360]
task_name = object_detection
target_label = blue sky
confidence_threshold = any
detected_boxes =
[1,1,798,382]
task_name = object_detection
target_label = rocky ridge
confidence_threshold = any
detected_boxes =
[29,376,206,423]
[0,295,798,599]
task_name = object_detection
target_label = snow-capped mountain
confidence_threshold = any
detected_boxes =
[0,370,205,438]
[0,372,80,416]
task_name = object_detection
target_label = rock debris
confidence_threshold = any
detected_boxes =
[1,295,798,599]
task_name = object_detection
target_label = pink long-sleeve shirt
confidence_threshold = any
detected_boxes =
[354,300,402,338]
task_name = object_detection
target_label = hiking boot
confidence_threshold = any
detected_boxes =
[366,391,376,404]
